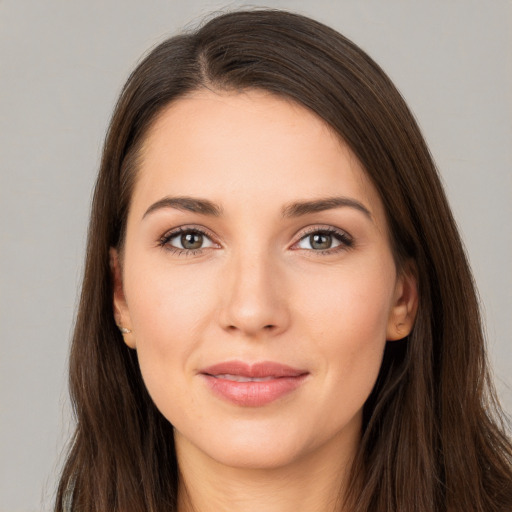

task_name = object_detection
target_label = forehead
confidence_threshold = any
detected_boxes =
[132,89,386,227]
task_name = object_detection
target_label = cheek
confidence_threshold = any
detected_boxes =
[294,259,396,395]
[298,258,395,339]
[123,260,218,406]
[125,254,216,341]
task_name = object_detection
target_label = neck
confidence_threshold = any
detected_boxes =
[175,430,358,512]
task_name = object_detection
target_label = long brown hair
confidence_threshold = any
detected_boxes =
[55,9,512,512]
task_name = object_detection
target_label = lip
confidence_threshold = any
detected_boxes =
[199,360,309,407]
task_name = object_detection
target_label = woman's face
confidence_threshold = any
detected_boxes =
[112,89,416,470]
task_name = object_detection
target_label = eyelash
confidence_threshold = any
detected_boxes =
[158,226,216,256]
[292,226,354,255]
[157,225,354,256]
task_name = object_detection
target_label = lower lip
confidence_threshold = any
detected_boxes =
[201,374,307,407]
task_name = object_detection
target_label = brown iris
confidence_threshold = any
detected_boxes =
[181,231,203,250]
[309,233,332,250]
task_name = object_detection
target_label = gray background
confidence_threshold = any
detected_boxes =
[1,1,510,510]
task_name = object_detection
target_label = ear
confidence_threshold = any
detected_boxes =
[386,262,418,341]
[110,248,136,349]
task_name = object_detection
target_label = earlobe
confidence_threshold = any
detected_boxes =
[110,248,136,349]
[386,264,418,341]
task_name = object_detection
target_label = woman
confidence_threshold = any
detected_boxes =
[55,9,512,512]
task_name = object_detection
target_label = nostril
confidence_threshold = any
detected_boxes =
[226,324,276,332]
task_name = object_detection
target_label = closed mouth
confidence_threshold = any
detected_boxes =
[199,360,309,407]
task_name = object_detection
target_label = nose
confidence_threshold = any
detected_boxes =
[218,249,290,338]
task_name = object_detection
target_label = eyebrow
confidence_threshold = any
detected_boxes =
[142,195,372,221]
[281,196,372,220]
[142,196,223,219]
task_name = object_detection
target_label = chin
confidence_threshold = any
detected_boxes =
[173,412,359,472]
[202,436,309,470]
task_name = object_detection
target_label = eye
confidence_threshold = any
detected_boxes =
[160,227,217,253]
[294,227,353,252]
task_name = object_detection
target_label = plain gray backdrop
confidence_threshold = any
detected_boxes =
[1,1,510,511]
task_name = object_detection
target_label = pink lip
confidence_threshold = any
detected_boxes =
[199,361,309,407]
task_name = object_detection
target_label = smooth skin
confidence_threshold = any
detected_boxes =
[111,89,417,512]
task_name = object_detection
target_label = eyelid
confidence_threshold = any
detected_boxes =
[158,225,221,252]
[290,225,354,252]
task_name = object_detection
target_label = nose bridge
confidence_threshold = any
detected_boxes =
[219,244,288,336]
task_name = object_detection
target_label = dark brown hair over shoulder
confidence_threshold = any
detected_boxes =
[55,9,512,512]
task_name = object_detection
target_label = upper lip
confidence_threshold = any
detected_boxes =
[200,360,308,378]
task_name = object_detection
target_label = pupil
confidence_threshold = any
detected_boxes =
[181,232,203,249]
[310,233,332,250]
